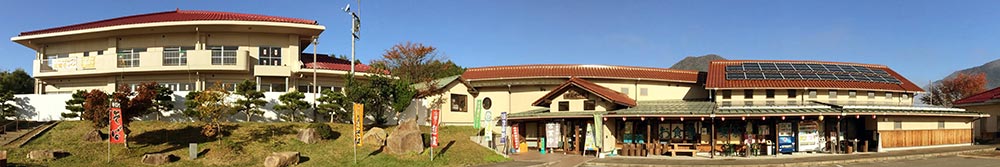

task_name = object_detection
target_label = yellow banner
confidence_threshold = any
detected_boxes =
[353,103,364,146]
[81,56,96,69]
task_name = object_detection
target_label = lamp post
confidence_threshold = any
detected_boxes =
[344,1,361,163]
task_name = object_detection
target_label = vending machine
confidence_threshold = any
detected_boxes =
[777,122,795,153]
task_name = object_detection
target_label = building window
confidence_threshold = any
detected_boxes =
[451,94,468,112]
[886,92,893,99]
[868,92,876,99]
[744,101,754,106]
[640,88,648,96]
[210,46,238,65]
[297,85,316,93]
[829,90,838,98]
[558,101,570,111]
[938,121,945,129]
[894,121,902,130]
[787,100,797,106]
[44,54,69,67]
[788,90,797,98]
[620,87,630,95]
[902,93,910,99]
[744,90,753,99]
[809,90,818,98]
[258,46,282,66]
[97,50,104,55]
[83,52,89,57]
[721,101,732,107]
[722,90,732,99]
[766,89,775,99]
[848,90,857,99]
[333,87,342,92]
[163,46,193,66]
[765,101,775,106]
[116,48,145,68]
[584,100,596,111]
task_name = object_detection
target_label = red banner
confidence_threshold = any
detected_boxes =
[430,109,440,147]
[512,125,519,150]
[109,107,125,144]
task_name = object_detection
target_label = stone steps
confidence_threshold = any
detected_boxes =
[1,121,57,148]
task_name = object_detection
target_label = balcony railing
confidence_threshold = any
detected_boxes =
[35,49,250,77]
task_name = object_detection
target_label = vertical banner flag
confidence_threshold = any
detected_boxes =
[431,109,440,147]
[500,112,508,144]
[353,103,365,146]
[109,107,125,144]
[593,113,603,151]
[474,99,482,129]
[484,110,493,142]
[512,124,520,151]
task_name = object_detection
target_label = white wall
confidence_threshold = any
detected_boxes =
[10,92,358,122]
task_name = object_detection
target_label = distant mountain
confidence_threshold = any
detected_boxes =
[935,58,1000,90]
[669,54,726,72]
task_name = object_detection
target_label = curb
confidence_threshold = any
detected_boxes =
[584,148,996,167]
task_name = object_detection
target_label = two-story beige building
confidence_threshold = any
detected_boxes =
[412,61,986,157]
[10,10,376,94]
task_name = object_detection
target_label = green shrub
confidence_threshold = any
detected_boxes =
[308,123,334,139]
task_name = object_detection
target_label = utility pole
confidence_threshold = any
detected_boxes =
[344,0,361,163]
[313,37,318,122]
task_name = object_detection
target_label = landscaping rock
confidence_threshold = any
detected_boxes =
[27,150,68,161]
[363,127,387,146]
[385,119,425,155]
[141,153,174,165]
[263,152,299,167]
[297,128,321,144]
[1,150,7,167]
[82,130,103,142]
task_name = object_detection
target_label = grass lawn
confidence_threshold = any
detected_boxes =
[6,121,508,166]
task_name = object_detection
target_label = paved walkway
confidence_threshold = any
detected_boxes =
[478,151,597,167]
[585,144,999,167]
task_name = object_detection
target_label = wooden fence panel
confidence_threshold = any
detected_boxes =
[878,129,971,148]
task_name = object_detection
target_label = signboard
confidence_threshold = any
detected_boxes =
[81,56,96,69]
[545,123,561,148]
[798,121,820,152]
[430,109,440,147]
[584,123,596,151]
[483,110,493,142]
[353,103,365,146]
[52,57,80,71]
[500,112,508,144]
[109,107,125,144]
[474,99,482,129]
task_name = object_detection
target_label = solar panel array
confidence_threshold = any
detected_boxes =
[725,63,901,84]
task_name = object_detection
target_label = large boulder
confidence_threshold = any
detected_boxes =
[141,153,174,165]
[297,128,321,144]
[27,150,68,161]
[263,152,300,167]
[82,130,103,142]
[384,119,425,155]
[363,127,387,146]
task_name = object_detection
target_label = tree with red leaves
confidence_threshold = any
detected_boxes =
[82,89,110,128]
[922,72,987,107]
[110,82,157,136]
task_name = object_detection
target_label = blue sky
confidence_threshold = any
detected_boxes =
[2,0,999,85]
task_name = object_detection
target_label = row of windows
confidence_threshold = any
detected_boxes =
[721,90,910,100]
[892,121,947,130]
[558,100,597,111]
[721,100,908,107]
[619,87,650,96]
[47,46,283,68]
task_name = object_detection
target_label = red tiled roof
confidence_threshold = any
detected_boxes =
[300,53,383,74]
[462,64,700,83]
[533,77,637,107]
[954,87,1000,105]
[706,60,924,92]
[20,10,318,36]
